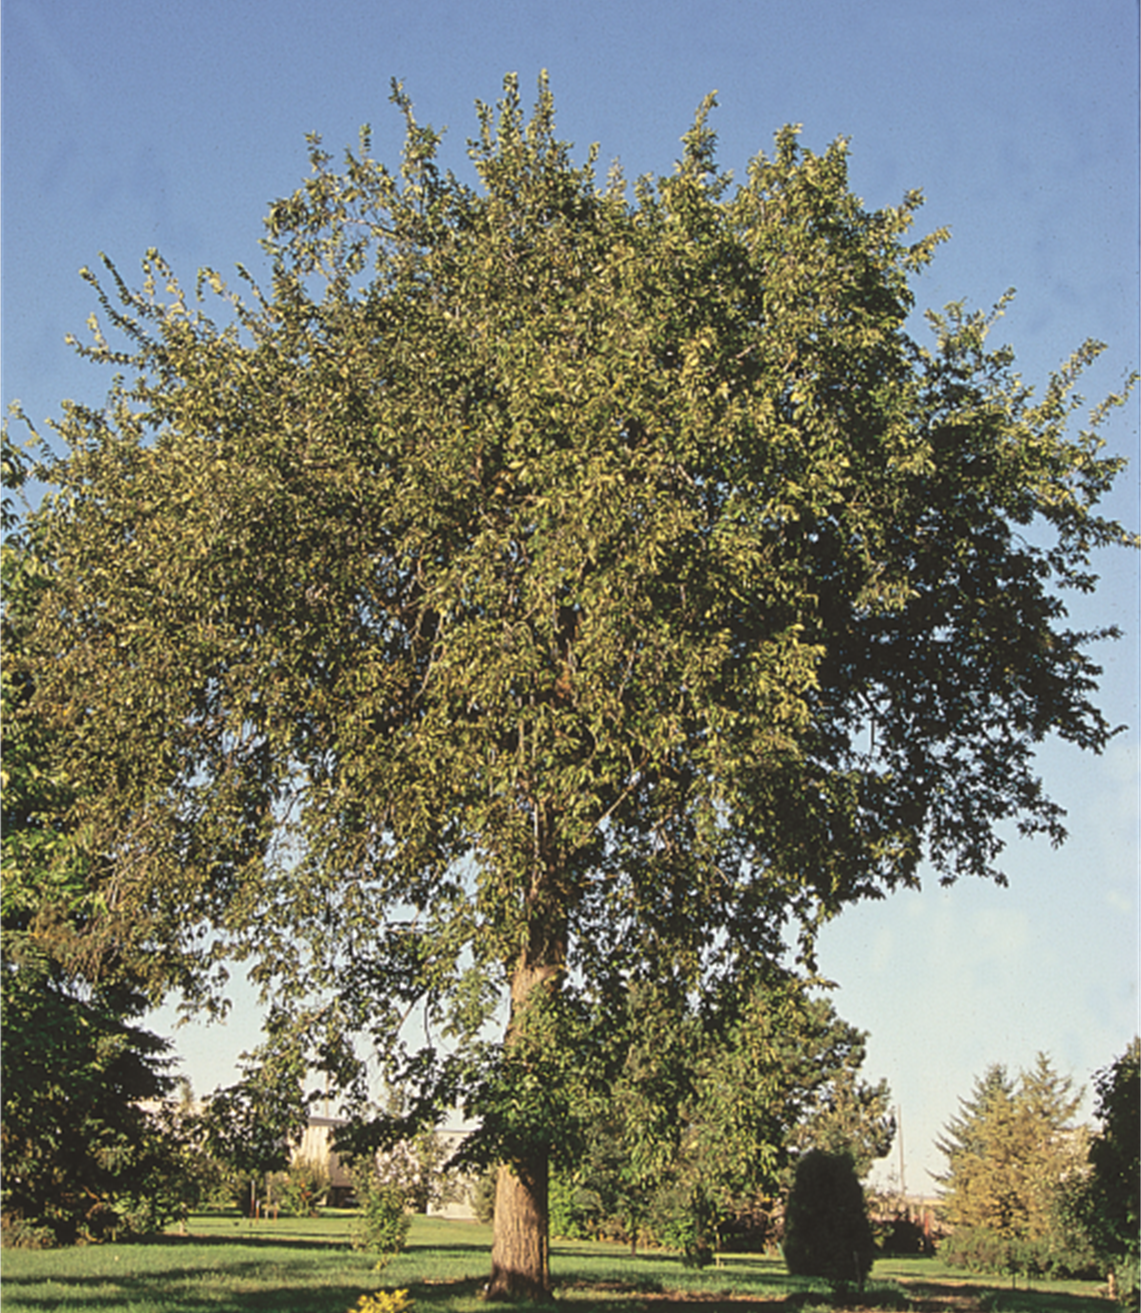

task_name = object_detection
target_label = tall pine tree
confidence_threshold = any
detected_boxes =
[936,1055,1089,1278]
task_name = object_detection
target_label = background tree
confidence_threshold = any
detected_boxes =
[266,1157,332,1217]
[936,1055,1092,1280]
[1082,1040,1140,1305]
[8,74,1136,1295]
[789,1064,895,1180]
[379,1127,468,1215]
[201,1049,311,1217]
[781,1005,894,1180]
[0,964,186,1245]
[936,1065,1015,1175]
[1,441,194,1247]
[547,974,892,1256]
[331,1080,469,1215]
[551,979,701,1252]
[683,981,894,1250]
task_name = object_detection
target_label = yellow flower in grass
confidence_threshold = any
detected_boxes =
[348,1290,413,1313]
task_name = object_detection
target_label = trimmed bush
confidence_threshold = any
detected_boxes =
[782,1150,876,1290]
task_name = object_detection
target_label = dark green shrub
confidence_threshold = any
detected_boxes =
[877,1213,932,1256]
[941,1222,1100,1282]
[942,1226,1003,1274]
[782,1150,876,1290]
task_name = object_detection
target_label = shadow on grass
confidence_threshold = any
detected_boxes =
[138,1229,354,1252]
[975,1292,1112,1313]
[401,1274,491,1298]
[0,1274,378,1313]
[147,1224,493,1259]
[877,1279,1113,1313]
[404,1239,495,1257]
[3,1229,1113,1313]
[1,1249,372,1310]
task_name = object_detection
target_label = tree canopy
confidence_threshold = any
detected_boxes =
[5,74,1136,1292]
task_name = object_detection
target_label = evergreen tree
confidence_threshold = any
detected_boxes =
[936,1064,1016,1168]
[783,1149,876,1289]
[0,969,188,1245]
[936,1055,1090,1279]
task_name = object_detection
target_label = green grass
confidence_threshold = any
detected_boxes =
[872,1256,1110,1299]
[0,1215,1115,1313]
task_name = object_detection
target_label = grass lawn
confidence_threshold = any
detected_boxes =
[0,1214,1114,1313]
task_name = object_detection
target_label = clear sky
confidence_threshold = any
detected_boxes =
[3,0,1138,1195]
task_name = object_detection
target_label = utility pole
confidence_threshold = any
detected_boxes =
[897,1104,907,1201]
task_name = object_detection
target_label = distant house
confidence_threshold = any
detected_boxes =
[293,1116,355,1206]
[293,1117,476,1217]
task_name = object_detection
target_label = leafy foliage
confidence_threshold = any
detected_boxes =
[1,445,198,1246]
[337,1090,469,1216]
[382,1130,468,1215]
[788,1062,894,1181]
[267,1157,332,1216]
[348,1292,413,1313]
[547,973,892,1256]
[470,1167,498,1225]
[1081,1040,1140,1307]
[6,72,1136,1290]
[1,444,91,975]
[200,1050,312,1214]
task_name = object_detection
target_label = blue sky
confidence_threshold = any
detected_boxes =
[3,0,1138,1194]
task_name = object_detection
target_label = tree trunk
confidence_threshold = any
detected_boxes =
[487,1155,551,1299]
[484,874,565,1301]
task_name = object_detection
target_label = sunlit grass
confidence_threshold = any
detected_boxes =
[0,1214,1113,1313]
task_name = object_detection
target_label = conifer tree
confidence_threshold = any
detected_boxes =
[783,1149,876,1288]
[936,1056,1089,1278]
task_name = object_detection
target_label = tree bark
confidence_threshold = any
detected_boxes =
[487,1155,551,1300]
[485,875,565,1300]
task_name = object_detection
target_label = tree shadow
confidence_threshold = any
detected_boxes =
[969,1291,1110,1313]
[140,1229,353,1252]
[0,1273,383,1313]
[404,1238,492,1257]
